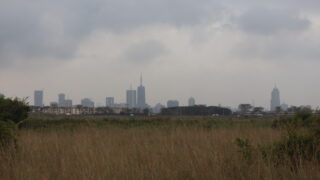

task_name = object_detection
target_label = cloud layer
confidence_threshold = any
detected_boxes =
[1,0,320,108]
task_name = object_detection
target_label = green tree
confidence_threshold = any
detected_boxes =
[0,97,29,147]
[253,107,264,113]
[0,97,30,123]
[238,104,252,114]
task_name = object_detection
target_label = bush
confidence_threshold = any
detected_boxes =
[0,120,16,147]
[235,138,253,164]
[0,97,29,124]
[269,112,320,168]
[239,111,320,170]
[0,97,29,147]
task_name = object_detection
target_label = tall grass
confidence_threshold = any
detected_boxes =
[0,118,319,179]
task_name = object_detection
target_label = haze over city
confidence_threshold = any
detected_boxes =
[1,0,320,109]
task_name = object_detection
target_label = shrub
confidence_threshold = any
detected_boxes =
[0,120,16,147]
[0,97,29,147]
[267,112,320,168]
[0,97,30,124]
[235,138,253,164]
[240,111,320,170]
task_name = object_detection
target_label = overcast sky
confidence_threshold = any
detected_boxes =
[1,0,320,109]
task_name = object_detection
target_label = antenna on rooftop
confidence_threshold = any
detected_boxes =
[140,73,143,86]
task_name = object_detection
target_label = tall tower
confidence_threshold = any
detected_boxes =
[270,86,281,111]
[34,90,44,107]
[137,74,146,109]
[126,85,137,109]
[58,93,66,107]
[188,97,196,106]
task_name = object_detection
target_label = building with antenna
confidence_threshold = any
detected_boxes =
[137,75,146,109]
[270,86,281,111]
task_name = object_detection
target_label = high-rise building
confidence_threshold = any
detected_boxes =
[106,97,115,107]
[58,93,66,107]
[0,93,4,98]
[65,99,73,107]
[137,75,146,109]
[188,97,196,106]
[270,86,281,111]
[34,90,44,107]
[81,98,94,108]
[281,103,289,111]
[167,100,179,108]
[126,89,137,109]
[153,103,165,114]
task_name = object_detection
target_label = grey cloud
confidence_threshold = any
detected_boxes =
[0,0,222,66]
[234,36,320,62]
[236,8,310,35]
[123,40,168,63]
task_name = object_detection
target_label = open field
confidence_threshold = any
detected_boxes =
[1,117,320,180]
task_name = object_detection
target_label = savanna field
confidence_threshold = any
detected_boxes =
[1,116,320,180]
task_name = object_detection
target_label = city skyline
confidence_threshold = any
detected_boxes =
[2,81,314,110]
[20,84,318,110]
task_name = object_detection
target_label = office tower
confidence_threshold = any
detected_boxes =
[58,93,66,107]
[167,100,179,108]
[65,99,73,107]
[81,98,94,108]
[106,97,115,107]
[126,89,137,109]
[137,75,146,109]
[281,103,289,111]
[153,103,165,114]
[188,97,196,106]
[270,86,281,111]
[34,90,44,107]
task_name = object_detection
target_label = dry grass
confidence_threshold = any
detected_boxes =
[0,120,320,180]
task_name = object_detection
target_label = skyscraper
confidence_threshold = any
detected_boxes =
[106,97,115,107]
[58,93,66,107]
[167,100,179,108]
[81,98,94,108]
[65,99,73,107]
[137,75,146,109]
[270,86,281,111]
[126,88,137,109]
[188,97,196,106]
[34,90,44,107]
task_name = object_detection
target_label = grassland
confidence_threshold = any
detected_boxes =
[1,116,319,180]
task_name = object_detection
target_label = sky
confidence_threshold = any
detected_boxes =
[1,0,320,109]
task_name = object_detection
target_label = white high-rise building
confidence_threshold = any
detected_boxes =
[270,86,281,111]
[153,103,165,114]
[65,99,73,107]
[106,97,115,107]
[137,75,146,109]
[58,93,66,107]
[167,100,179,108]
[126,89,137,109]
[188,97,196,106]
[34,90,44,107]
[81,98,94,108]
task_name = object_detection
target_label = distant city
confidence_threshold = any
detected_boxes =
[0,77,317,116]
